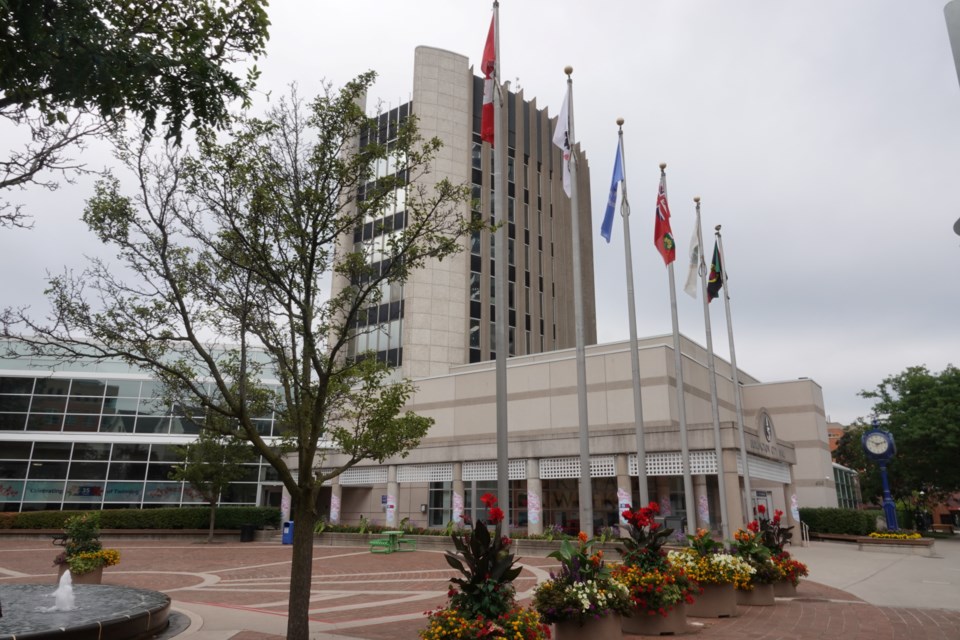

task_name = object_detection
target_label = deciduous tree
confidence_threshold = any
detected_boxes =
[3,73,475,640]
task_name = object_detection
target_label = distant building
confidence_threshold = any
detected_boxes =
[827,422,846,452]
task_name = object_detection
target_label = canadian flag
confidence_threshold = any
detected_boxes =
[481,15,495,145]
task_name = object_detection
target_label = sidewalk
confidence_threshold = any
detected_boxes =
[1,536,958,639]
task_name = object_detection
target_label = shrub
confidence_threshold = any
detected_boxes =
[11,507,280,530]
[797,507,879,536]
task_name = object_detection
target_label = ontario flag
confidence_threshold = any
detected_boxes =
[653,172,676,265]
[707,240,724,302]
[480,14,496,145]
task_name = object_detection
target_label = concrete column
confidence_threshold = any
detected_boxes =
[615,454,632,526]
[452,462,465,526]
[693,474,710,532]
[526,459,543,536]
[386,465,399,528]
[722,450,745,530]
[329,476,342,525]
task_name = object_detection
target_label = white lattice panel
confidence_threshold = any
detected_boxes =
[689,450,718,474]
[628,453,638,476]
[339,466,388,486]
[398,464,453,483]
[462,460,526,481]
[540,457,580,479]
[736,455,791,483]
[645,453,684,476]
[589,456,616,478]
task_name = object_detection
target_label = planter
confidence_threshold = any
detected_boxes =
[57,563,103,585]
[622,602,687,636]
[736,582,775,606]
[773,580,798,597]
[687,582,738,618]
[553,612,622,640]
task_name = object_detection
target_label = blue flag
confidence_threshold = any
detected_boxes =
[600,139,623,243]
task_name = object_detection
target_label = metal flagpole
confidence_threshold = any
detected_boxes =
[661,163,695,532]
[694,197,730,540]
[617,119,649,508]
[566,66,594,537]
[715,225,753,522]
[491,0,510,533]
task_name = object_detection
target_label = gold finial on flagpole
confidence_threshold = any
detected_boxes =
[694,196,701,204]
[616,117,624,126]
[715,224,722,232]
[659,162,667,174]
[564,65,573,76]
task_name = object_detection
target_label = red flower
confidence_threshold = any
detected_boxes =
[480,493,498,508]
[757,504,766,515]
[747,520,759,533]
[488,506,504,524]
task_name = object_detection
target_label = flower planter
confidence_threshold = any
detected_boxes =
[687,582,738,618]
[622,602,687,636]
[553,612,622,640]
[773,580,798,597]
[57,563,103,585]
[736,582,775,606]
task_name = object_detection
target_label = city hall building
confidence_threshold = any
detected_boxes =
[0,47,837,534]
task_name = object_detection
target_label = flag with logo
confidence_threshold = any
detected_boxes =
[683,211,701,297]
[707,240,724,302]
[480,15,495,145]
[600,139,623,243]
[552,91,571,197]
[653,172,676,265]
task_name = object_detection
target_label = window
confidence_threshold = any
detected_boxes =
[428,481,451,527]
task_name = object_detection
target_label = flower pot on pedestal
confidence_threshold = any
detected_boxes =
[736,583,775,606]
[773,580,798,597]
[622,602,688,636]
[687,582,739,618]
[554,613,622,640]
[57,563,103,585]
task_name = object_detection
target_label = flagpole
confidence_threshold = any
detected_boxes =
[565,66,594,537]
[617,119,650,509]
[661,163,695,532]
[715,224,753,522]
[694,197,730,540]
[491,0,510,532]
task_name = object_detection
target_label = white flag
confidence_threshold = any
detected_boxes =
[683,212,701,298]
[552,91,571,197]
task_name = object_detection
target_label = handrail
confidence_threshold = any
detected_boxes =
[800,520,810,546]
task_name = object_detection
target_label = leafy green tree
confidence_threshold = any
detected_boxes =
[170,429,256,542]
[3,73,476,640]
[848,365,960,502]
[0,0,269,226]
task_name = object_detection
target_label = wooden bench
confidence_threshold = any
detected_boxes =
[369,537,394,553]
[931,524,954,534]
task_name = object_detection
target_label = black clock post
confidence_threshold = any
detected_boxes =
[862,418,899,531]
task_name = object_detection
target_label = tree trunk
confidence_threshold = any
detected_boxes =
[208,503,216,543]
[286,496,318,640]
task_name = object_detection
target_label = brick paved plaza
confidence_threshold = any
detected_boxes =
[1,537,959,639]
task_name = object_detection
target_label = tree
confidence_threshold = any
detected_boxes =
[170,429,256,543]
[0,0,269,225]
[3,73,476,640]
[846,365,960,502]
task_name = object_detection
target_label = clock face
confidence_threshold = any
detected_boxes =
[865,433,890,455]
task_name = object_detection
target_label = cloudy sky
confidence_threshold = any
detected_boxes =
[3,1,959,425]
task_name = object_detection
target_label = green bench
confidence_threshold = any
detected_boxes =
[396,537,416,551]
[369,537,393,553]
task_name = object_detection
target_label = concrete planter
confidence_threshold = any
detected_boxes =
[773,580,798,597]
[736,582,775,606]
[855,537,936,557]
[687,582,738,618]
[553,612,622,640]
[622,602,688,636]
[57,563,103,585]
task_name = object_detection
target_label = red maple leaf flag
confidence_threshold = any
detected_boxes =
[654,171,676,265]
[481,14,495,145]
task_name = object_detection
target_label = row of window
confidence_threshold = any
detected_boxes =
[0,480,260,512]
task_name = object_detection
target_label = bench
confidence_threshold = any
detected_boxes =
[369,537,394,553]
[51,534,68,547]
[396,537,417,551]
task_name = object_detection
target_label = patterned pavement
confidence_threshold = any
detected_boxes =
[1,537,959,639]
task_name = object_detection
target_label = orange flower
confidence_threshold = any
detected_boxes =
[578,531,588,543]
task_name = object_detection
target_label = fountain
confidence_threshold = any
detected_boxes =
[38,568,77,612]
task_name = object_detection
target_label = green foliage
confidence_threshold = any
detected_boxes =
[798,507,880,536]
[63,513,103,557]
[12,507,279,530]
[0,0,269,142]
[445,520,521,619]
[618,502,673,571]
[855,365,960,500]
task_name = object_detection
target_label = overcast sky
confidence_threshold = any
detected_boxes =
[3,1,959,425]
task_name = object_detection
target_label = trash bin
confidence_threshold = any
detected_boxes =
[282,521,294,545]
[239,524,256,542]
